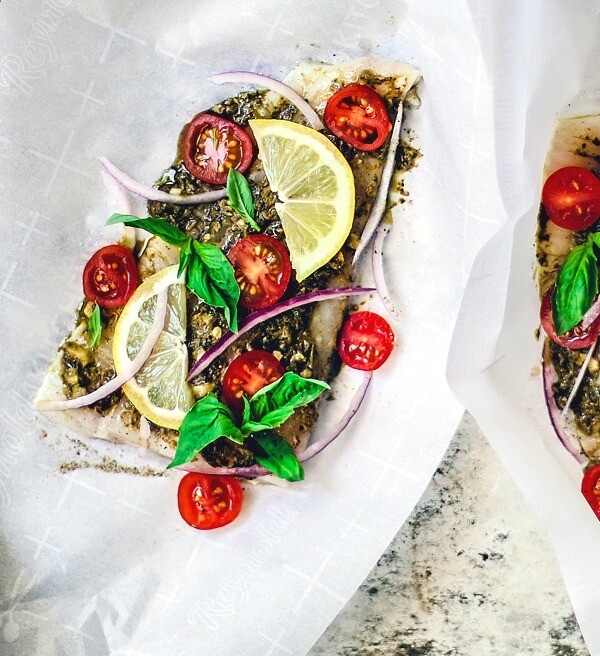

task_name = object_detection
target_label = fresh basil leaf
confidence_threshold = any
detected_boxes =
[243,372,329,433]
[187,241,240,332]
[107,214,240,331]
[247,431,304,482]
[227,169,259,231]
[107,213,189,248]
[178,238,192,278]
[241,396,251,427]
[167,394,244,469]
[87,302,102,348]
[553,239,599,334]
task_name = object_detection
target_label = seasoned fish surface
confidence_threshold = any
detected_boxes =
[37,58,421,468]
[538,111,600,459]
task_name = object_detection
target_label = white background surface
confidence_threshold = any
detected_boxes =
[1,1,501,654]
[448,0,600,653]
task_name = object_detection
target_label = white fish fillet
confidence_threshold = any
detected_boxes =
[36,57,421,465]
[538,92,600,460]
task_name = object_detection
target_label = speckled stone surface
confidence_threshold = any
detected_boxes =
[309,413,590,656]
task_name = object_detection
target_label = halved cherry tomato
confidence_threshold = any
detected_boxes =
[324,83,392,151]
[182,113,254,185]
[178,473,243,530]
[227,235,292,310]
[338,311,394,371]
[540,288,600,350]
[581,464,600,520]
[82,245,139,308]
[542,166,600,231]
[222,350,284,417]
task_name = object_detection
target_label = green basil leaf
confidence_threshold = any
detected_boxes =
[247,431,304,482]
[87,302,102,349]
[187,241,240,332]
[167,394,244,469]
[107,214,240,332]
[241,396,251,427]
[106,214,189,248]
[243,372,329,432]
[553,239,599,334]
[227,169,259,231]
[178,238,192,278]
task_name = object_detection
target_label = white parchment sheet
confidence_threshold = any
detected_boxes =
[1,1,500,654]
[448,0,600,653]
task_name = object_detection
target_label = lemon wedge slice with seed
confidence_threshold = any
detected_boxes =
[249,119,355,281]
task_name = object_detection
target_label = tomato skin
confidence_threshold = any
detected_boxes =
[324,83,391,151]
[82,245,139,308]
[178,473,243,530]
[338,311,395,371]
[182,113,254,185]
[222,350,285,417]
[542,166,600,231]
[540,288,600,350]
[227,235,292,310]
[581,464,600,520]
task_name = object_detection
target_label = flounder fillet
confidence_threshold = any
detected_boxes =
[538,95,600,460]
[37,57,421,468]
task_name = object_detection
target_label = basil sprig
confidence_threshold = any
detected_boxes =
[241,373,328,433]
[107,213,240,331]
[168,396,244,468]
[247,431,304,482]
[227,169,259,231]
[167,372,329,481]
[87,302,102,348]
[553,233,600,334]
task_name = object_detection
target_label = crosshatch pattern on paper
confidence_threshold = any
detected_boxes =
[0,0,502,654]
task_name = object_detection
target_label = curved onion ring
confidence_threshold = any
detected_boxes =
[98,157,228,205]
[372,222,401,322]
[207,71,325,131]
[101,170,132,215]
[188,287,374,380]
[179,371,372,477]
[353,103,404,264]
[36,289,168,411]
[561,338,597,416]
[580,295,600,331]
[542,340,586,464]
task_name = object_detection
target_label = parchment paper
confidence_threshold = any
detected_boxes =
[1,1,500,654]
[448,0,600,653]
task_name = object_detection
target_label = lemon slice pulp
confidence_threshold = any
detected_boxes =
[249,119,355,281]
[113,265,193,429]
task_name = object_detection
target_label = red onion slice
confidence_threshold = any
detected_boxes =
[101,170,132,215]
[353,104,404,264]
[179,371,372,478]
[207,71,325,131]
[581,295,600,331]
[561,338,597,416]
[98,157,228,205]
[187,286,374,380]
[542,341,586,464]
[298,370,372,461]
[180,459,268,478]
[372,223,401,322]
[37,289,168,411]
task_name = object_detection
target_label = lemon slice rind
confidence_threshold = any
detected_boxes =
[112,265,193,430]
[249,119,355,281]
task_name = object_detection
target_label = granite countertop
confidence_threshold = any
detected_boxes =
[309,413,589,656]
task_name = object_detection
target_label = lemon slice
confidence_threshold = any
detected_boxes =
[113,265,193,429]
[249,119,355,281]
